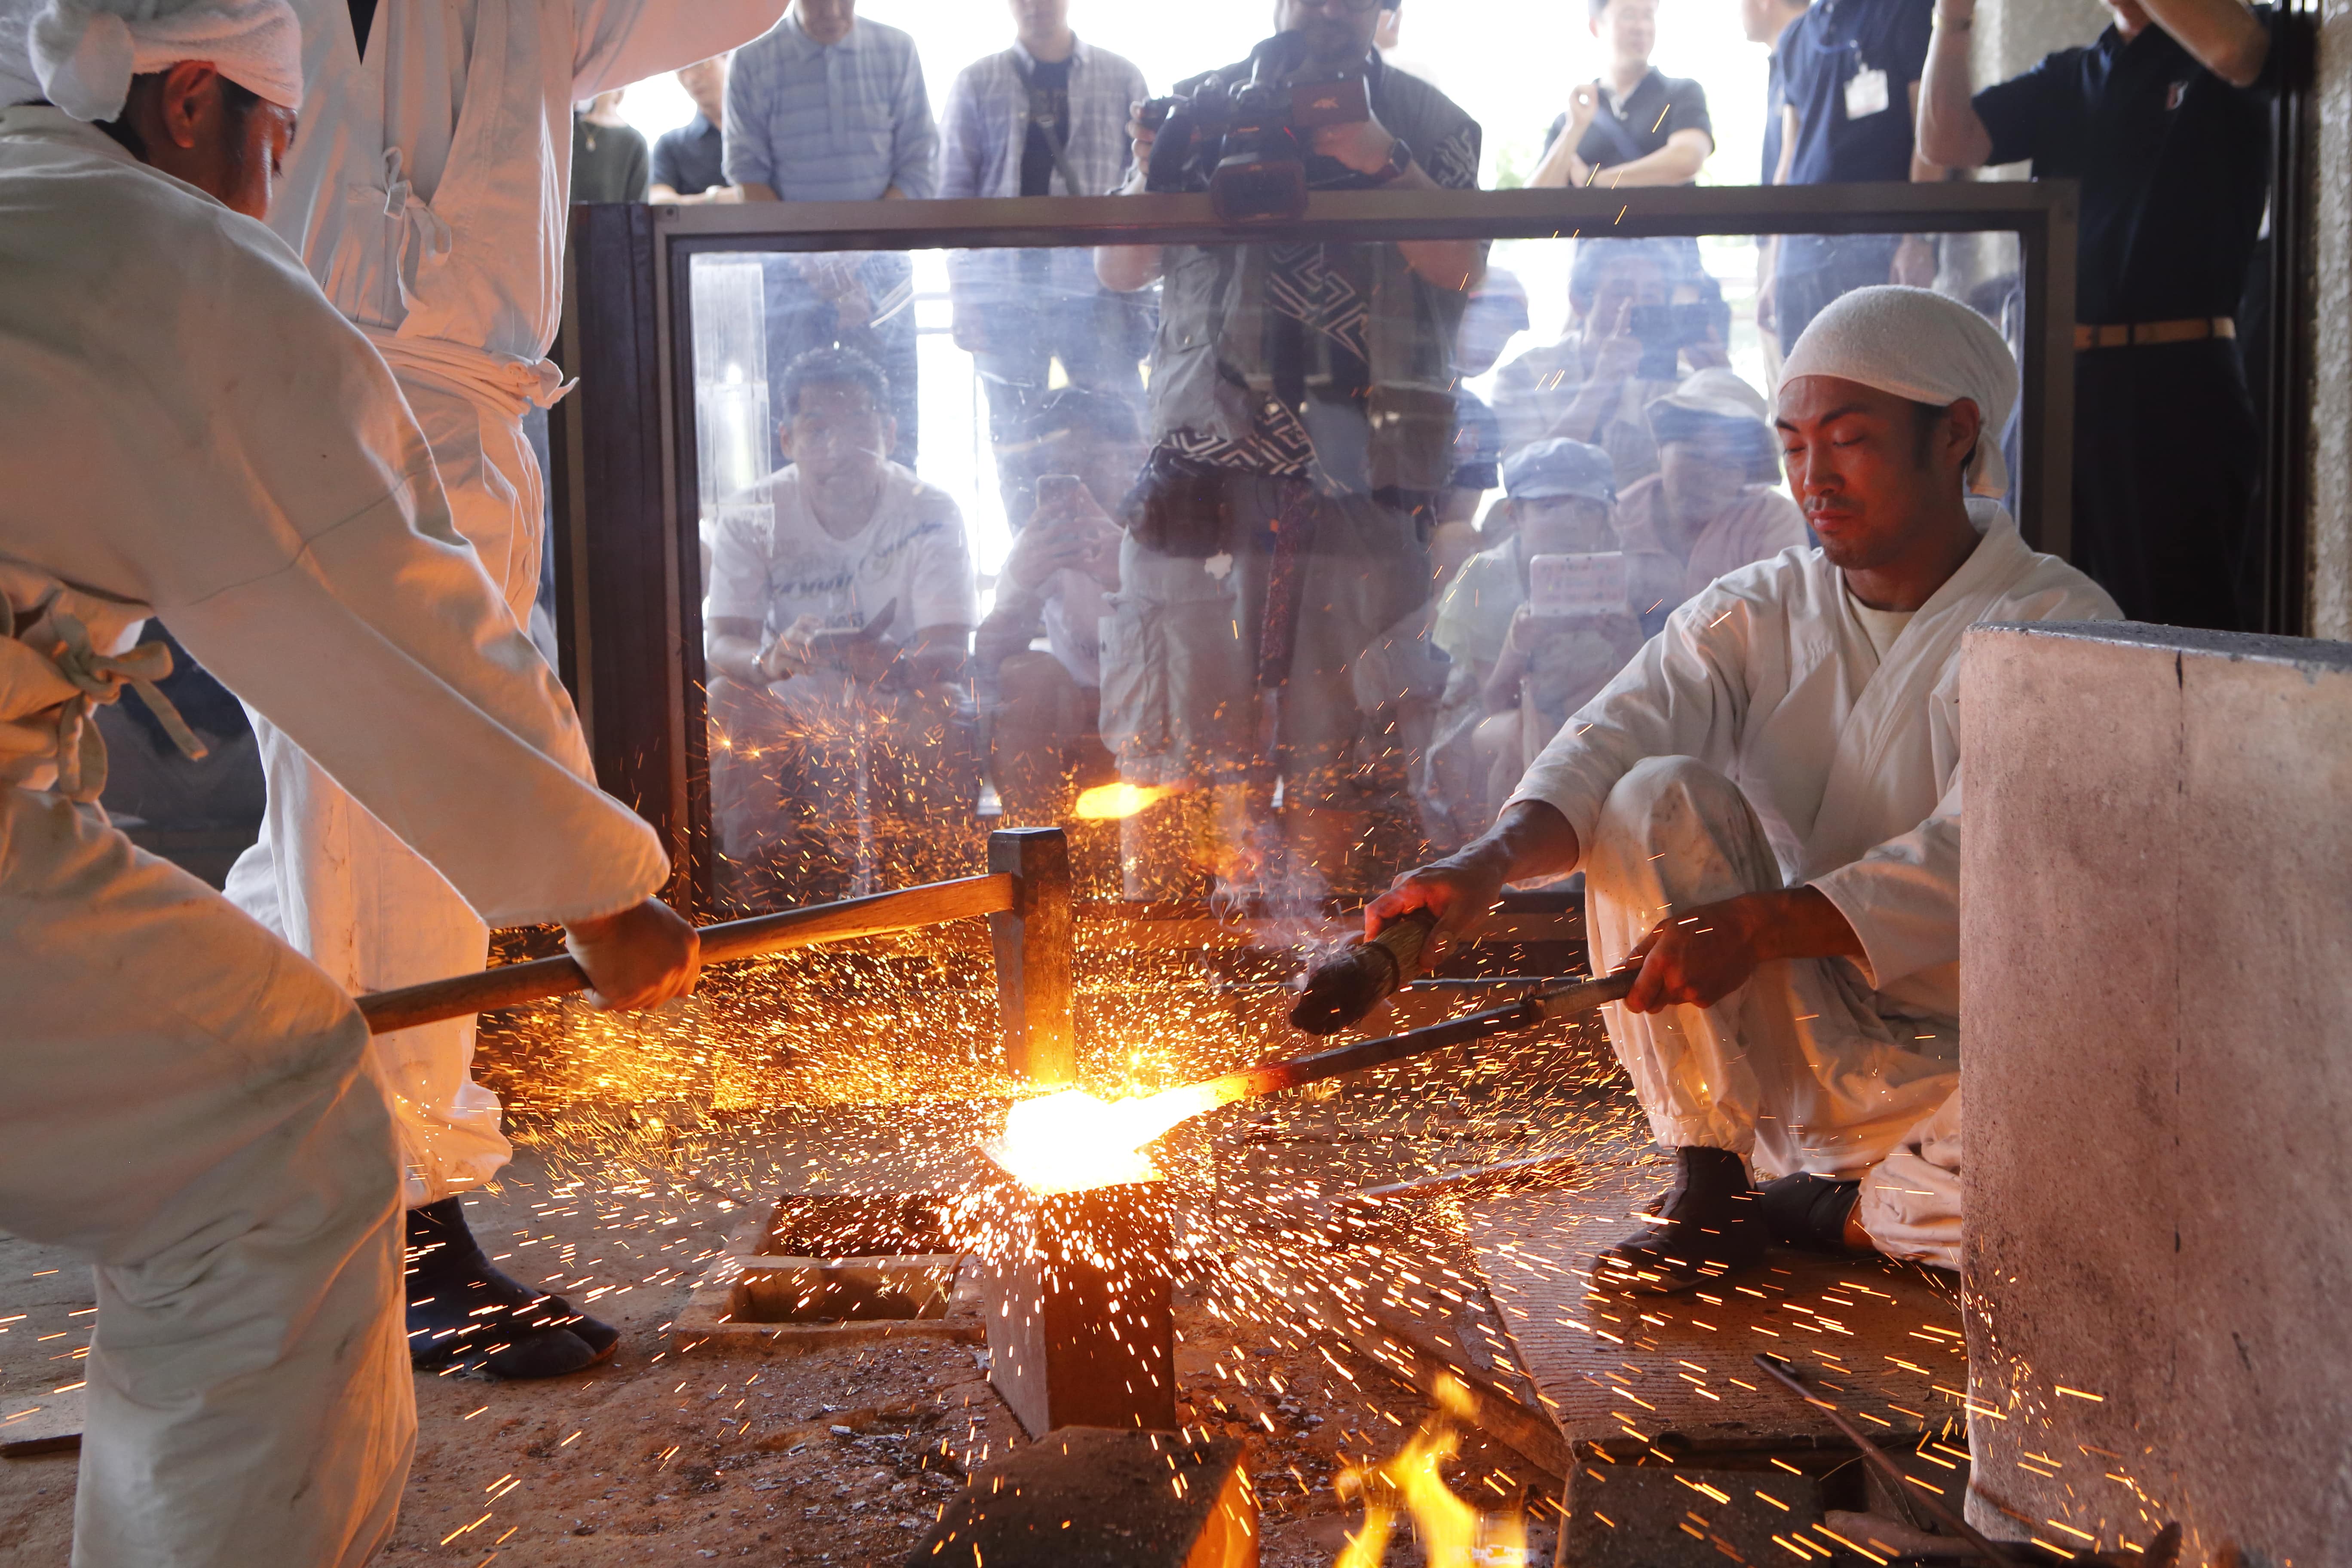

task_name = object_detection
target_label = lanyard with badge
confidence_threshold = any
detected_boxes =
[1810,3,1891,122]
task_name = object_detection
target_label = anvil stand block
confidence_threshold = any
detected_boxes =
[977,1179,1179,1438]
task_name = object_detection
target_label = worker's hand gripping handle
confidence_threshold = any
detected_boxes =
[1288,909,1439,1035]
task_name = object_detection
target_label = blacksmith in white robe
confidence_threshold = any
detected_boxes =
[1374,287,2118,1288]
[1,14,692,1556]
[224,0,793,1222]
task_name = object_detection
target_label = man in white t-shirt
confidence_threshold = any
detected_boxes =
[705,347,977,903]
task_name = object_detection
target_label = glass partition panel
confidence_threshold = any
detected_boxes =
[674,221,2028,916]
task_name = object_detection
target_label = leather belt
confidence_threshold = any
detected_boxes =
[2073,317,2236,351]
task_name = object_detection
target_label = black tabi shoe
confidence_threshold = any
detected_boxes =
[1594,1147,1769,1295]
[1758,1172,1863,1255]
[406,1197,620,1380]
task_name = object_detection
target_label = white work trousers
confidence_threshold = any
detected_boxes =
[226,380,542,1206]
[1582,757,1962,1266]
[0,788,412,1568]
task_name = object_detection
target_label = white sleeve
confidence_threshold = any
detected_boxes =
[1503,588,1753,865]
[1809,774,1962,992]
[1,194,667,930]
[570,0,791,98]
[704,507,773,627]
[166,478,668,929]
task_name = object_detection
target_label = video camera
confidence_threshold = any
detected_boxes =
[1138,32,1374,224]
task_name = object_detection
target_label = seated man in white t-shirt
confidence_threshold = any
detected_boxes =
[972,389,1144,838]
[705,348,978,903]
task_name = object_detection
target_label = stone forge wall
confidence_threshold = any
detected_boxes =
[1960,623,2352,1565]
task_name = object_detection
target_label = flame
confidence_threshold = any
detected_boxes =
[985,1083,1224,1196]
[1336,1375,1528,1568]
[1072,782,1176,821]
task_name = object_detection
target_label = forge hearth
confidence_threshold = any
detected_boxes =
[908,1426,1256,1568]
[971,1177,1179,1437]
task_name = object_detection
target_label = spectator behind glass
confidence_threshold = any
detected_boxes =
[1425,439,1645,846]
[1917,0,2277,632]
[973,389,1146,849]
[1094,0,1485,900]
[703,349,978,906]
[649,54,741,205]
[726,0,936,466]
[572,89,649,204]
[1764,0,1940,354]
[1615,368,1808,636]
[1529,0,1714,189]
[1744,0,1812,187]
[1491,238,1729,487]
[940,0,1152,526]
[1375,0,1445,88]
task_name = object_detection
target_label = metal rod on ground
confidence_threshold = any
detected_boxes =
[1203,968,1637,1109]
[1751,1353,2022,1568]
[355,872,1019,1035]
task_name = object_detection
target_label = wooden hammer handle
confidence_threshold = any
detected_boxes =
[355,873,1017,1035]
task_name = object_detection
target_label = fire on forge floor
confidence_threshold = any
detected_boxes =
[1,1046,1976,1568]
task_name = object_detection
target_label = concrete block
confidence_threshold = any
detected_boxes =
[1962,624,2352,1564]
[908,1427,1256,1568]
[974,1179,1179,1438]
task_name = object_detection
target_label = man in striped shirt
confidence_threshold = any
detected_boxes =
[725,0,936,463]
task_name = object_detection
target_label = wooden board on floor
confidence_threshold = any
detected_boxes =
[1464,1156,1969,1455]
[1,1389,82,1458]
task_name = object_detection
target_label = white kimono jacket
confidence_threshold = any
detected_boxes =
[273,0,791,401]
[0,106,665,930]
[1510,500,2120,1023]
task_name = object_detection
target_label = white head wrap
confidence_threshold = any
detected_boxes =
[28,0,300,123]
[1778,285,2017,498]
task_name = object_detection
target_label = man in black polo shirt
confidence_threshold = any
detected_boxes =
[649,53,740,205]
[1767,0,1939,351]
[1530,0,1714,188]
[1918,0,2274,631]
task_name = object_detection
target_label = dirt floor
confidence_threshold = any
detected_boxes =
[1,974,1604,1568]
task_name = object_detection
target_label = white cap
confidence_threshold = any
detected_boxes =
[30,0,301,124]
[1779,285,2018,498]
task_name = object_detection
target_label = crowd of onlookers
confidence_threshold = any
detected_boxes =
[567,0,2280,910]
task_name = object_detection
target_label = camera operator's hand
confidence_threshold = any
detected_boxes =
[1564,83,1601,143]
[1125,100,1158,187]
[1315,112,1402,180]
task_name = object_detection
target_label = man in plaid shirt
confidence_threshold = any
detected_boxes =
[940,0,1152,524]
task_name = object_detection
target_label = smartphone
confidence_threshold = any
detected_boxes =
[1035,474,1087,514]
[1529,552,1629,619]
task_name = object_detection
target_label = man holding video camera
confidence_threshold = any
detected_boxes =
[1094,0,1482,899]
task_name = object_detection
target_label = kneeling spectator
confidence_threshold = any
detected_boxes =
[1424,439,1645,847]
[1617,368,1808,635]
[704,349,978,905]
[973,390,1144,836]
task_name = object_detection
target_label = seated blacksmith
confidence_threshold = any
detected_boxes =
[1372,286,2119,1292]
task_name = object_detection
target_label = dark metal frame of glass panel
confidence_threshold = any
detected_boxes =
[550,181,2078,916]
